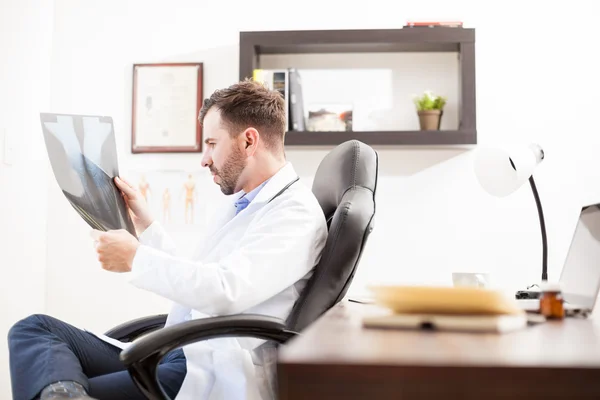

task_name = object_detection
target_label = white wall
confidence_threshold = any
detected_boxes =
[44,0,600,338]
[0,0,54,397]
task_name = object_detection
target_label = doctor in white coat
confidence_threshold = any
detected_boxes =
[7,79,327,400]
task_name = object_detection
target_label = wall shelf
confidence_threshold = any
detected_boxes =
[284,130,475,146]
[239,28,477,146]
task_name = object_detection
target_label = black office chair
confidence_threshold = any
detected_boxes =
[104,139,379,399]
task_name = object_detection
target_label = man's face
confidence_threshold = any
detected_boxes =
[201,109,247,195]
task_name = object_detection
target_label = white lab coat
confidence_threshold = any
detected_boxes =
[124,162,327,399]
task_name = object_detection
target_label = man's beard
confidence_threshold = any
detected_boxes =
[211,144,247,195]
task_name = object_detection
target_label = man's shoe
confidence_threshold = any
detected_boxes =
[40,381,98,399]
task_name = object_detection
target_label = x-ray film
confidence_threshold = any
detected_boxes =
[40,113,137,237]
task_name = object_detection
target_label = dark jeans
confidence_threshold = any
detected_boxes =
[8,314,186,400]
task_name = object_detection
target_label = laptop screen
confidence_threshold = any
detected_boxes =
[560,203,600,308]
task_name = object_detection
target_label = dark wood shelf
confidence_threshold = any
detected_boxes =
[240,28,473,57]
[240,28,475,80]
[284,130,476,146]
[256,42,459,54]
[239,28,477,146]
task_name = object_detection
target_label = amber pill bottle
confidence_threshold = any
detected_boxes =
[539,282,565,319]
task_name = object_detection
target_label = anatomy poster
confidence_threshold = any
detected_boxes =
[125,169,221,230]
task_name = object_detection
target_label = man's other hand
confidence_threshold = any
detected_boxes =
[114,176,154,234]
[92,229,140,273]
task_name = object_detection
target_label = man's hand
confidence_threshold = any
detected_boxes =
[114,176,154,234]
[92,229,140,273]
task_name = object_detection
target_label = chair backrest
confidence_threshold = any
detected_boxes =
[286,140,378,332]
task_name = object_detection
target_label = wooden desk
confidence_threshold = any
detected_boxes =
[277,301,600,399]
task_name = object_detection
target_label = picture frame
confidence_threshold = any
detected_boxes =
[131,62,203,153]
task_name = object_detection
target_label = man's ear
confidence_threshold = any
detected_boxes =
[242,128,259,153]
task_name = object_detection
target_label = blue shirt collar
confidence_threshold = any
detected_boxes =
[234,178,270,215]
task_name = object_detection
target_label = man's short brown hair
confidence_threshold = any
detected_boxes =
[198,79,286,151]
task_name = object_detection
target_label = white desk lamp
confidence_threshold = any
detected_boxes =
[474,144,547,297]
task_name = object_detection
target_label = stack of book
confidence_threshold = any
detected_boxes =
[252,68,305,132]
[363,285,528,333]
[404,21,464,28]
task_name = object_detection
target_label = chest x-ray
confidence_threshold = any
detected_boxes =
[40,113,136,237]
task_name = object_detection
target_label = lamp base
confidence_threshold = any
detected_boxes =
[515,290,541,300]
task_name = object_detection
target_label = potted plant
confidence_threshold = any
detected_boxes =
[413,91,447,131]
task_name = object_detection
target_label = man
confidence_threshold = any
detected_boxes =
[8,79,328,400]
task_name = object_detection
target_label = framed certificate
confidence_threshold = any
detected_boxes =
[131,63,203,153]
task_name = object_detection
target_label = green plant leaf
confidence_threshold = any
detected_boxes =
[413,91,446,111]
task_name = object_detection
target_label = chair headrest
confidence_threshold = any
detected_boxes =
[312,140,378,217]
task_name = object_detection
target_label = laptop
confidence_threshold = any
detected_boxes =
[518,202,600,316]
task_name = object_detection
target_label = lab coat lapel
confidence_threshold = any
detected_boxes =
[175,195,241,326]
[203,163,298,248]
[238,163,298,214]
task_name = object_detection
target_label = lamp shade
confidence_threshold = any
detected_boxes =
[474,144,544,197]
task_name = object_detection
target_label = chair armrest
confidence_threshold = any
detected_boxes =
[104,314,167,342]
[120,314,298,400]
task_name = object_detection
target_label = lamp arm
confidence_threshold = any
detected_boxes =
[528,175,548,281]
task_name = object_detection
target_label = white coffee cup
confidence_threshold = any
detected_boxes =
[452,272,492,289]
